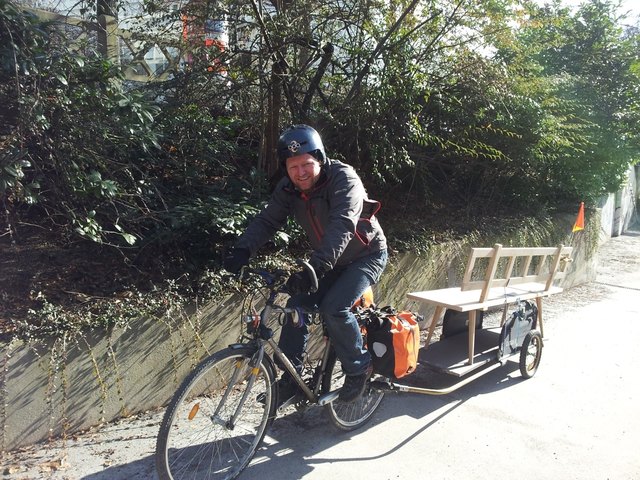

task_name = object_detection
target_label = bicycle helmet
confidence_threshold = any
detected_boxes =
[277,124,326,170]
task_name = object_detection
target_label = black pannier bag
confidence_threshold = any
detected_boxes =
[498,300,538,359]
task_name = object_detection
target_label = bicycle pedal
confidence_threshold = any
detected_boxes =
[317,390,340,406]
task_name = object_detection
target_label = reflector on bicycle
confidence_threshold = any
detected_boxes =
[188,403,199,420]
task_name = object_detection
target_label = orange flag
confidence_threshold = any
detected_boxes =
[572,202,585,232]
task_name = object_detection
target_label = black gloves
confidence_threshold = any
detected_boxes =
[223,248,250,274]
[286,259,326,295]
[286,269,315,295]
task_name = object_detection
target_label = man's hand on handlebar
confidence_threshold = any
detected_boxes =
[286,260,319,295]
[285,269,314,295]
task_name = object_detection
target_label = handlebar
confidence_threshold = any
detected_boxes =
[238,259,319,294]
[296,259,319,293]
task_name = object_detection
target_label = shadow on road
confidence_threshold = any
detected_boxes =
[80,458,156,480]
[81,356,526,480]
[80,357,524,480]
[239,359,526,479]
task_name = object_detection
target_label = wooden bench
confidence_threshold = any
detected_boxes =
[407,244,573,369]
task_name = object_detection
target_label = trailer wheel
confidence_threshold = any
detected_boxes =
[519,330,543,379]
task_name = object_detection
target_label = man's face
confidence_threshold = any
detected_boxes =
[286,153,322,192]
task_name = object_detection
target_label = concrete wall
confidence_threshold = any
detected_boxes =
[1,297,247,451]
[1,167,637,451]
[599,165,639,242]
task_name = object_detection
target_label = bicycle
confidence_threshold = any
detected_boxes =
[155,260,386,480]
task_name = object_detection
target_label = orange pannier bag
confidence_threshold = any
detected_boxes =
[366,307,421,379]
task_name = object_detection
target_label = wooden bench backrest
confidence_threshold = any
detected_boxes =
[461,244,573,303]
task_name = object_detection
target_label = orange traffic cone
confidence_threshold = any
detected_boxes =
[572,202,585,232]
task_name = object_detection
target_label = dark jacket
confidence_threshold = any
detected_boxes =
[236,158,387,273]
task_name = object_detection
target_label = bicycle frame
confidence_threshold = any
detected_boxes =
[233,275,341,410]
[268,335,341,406]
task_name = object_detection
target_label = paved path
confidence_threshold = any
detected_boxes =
[4,225,640,480]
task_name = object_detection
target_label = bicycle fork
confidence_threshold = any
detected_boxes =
[212,346,266,430]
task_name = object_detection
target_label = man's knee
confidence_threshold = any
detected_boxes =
[318,301,350,321]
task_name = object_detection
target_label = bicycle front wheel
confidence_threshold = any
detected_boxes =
[322,349,384,431]
[156,345,277,480]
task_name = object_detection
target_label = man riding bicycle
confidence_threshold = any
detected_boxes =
[224,124,388,404]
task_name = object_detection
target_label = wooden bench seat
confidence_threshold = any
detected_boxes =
[408,282,564,313]
[407,244,573,367]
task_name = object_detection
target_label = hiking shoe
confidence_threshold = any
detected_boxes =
[338,364,373,403]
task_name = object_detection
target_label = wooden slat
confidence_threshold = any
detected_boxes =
[461,252,477,287]
[479,244,502,303]
[521,255,533,277]
[545,245,565,290]
[504,255,516,283]
[460,245,573,299]
[498,246,566,256]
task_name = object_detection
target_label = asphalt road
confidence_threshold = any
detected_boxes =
[4,224,640,480]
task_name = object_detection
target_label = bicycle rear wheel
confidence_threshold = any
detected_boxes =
[322,349,384,431]
[156,346,277,480]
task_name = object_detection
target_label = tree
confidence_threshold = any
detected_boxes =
[494,0,640,205]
